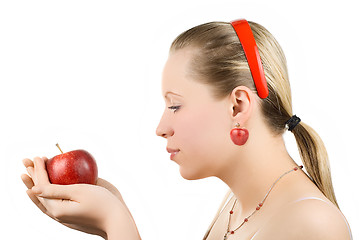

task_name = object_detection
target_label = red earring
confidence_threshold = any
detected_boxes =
[230,123,249,146]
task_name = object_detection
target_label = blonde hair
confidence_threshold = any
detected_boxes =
[170,21,339,238]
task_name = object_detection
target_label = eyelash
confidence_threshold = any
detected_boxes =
[168,105,181,113]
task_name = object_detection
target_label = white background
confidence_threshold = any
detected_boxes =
[1,0,358,239]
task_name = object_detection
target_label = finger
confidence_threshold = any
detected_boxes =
[23,158,34,168]
[31,185,82,220]
[21,174,34,189]
[26,166,34,178]
[96,178,111,188]
[97,178,125,202]
[26,189,53,218]
[33,157,50,185]
[32,184,80,201]
[41,156,48,164]
[95,178,133,217]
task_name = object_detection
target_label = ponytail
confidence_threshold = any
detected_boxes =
[292,122,339,208]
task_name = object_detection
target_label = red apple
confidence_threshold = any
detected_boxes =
[46,148,98,185]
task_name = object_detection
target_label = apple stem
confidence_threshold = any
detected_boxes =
[56,143,64,154]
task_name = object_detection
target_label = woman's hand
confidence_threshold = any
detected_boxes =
[21,157,141,239]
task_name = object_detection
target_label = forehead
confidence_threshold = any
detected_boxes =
[161,49,194,94]
[161,49,220,107]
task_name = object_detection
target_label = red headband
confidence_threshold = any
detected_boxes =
[230,19,269,99]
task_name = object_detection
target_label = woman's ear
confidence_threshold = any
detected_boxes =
[229,86,254,124]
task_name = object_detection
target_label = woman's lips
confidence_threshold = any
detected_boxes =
[166,147,180,160]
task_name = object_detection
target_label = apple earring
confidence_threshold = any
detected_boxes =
[230,123,249,146]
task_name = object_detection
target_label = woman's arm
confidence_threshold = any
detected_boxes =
[104,206,142,240]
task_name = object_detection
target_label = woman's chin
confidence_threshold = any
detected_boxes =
[179,167,209,180]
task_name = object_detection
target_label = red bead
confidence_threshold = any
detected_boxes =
[259,203,263,207]
[244,218,248,222]
[256,207,260,210]
[230,211,233,214]
[231,231,234,234]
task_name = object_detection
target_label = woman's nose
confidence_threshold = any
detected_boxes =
[156,115,174,138]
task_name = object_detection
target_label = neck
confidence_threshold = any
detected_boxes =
[217,129,298,217]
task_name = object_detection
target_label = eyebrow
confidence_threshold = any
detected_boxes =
[164,91,183,99]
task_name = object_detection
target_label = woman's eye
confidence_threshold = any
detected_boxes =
[168,105,181,113]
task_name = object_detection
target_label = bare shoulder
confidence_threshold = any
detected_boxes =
[254,198,352,240]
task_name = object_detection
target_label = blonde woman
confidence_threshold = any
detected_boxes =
[22,19,352,239]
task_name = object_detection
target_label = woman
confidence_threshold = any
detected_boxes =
[21,19,352,239]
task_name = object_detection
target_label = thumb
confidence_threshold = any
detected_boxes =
[33,157,50,185]
[32,184,81,201]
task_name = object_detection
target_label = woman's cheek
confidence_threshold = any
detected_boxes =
[175,109,209,147]
[175,109,222,162]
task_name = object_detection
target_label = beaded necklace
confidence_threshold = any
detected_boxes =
[223,165,303,240]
